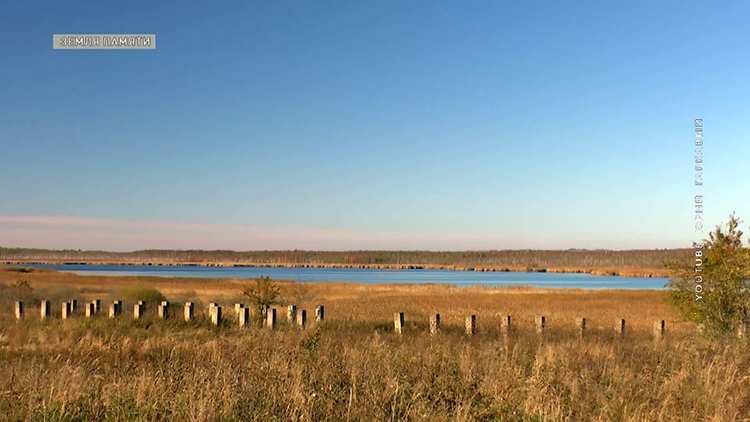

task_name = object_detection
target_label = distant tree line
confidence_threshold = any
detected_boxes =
[0,247,691,269]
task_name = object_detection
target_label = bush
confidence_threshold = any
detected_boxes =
[120,285,167,304]
[241,275,280,324]
[666,213,750,338]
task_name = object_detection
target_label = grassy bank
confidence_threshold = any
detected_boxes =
[1,266,748,421]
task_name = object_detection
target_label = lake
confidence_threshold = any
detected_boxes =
[14,264,670,289]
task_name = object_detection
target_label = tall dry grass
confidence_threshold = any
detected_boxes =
[1,267,749,421]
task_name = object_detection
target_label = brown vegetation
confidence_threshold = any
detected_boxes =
[1,266,748,421]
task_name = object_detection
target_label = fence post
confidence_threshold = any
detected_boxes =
[14,302,23,321]
[297,309,307,328]
[184,302,194,321]
[465,315,476,336]
[615,319,626,337]
[93,299,101,314]
[85,302,95,318]
[501,315,512,338]
[134,303,144,319]
[315,305,325,323]
[266,308,276,329]
[429,314,440,335]
[211,305,222,326]
[62,302,71,319]
[158,302,168,319]
[654,320,665,341]
[235,303,244,315]
[40,300,50,320]
[70,299,78,314]
[536,316,546,335]
[114,301,122,316]
[239,306,250,327]
[394,312,404,334]
[288,305,298,323]
[576,317,587,339]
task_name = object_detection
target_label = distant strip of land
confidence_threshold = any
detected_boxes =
[0,247,690,278]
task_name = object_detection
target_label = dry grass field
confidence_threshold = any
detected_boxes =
[1,266,749,421]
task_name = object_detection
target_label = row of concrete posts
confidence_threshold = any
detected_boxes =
[395,312,667,341]
[13,300,324,329]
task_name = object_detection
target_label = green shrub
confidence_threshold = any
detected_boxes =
[119,285,167,304]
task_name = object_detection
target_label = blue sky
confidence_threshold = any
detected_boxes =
[1,1,748,251]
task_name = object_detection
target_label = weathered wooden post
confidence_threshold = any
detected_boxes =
[85,302,95,318]
[315,305,325,323]
[40,300,50,320]
[654,320,665,341]
[429,314,440,335]
[576,317,587,338]
[266,308,276,330]
[288,305,298,323]
[615,318,626,337]
[394,312,404,334]
[211,305,222,325]
[239,306,250,327]
[297,309,307,328]
[62,302,71,319]
[184,302,194,321]
[536,316,546,335]
[15,302,23,321]
[93,299,101,314]
[158,302,168,319]
[134,303,144,319]
[465,315,476,336]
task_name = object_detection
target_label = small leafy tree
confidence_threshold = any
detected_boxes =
[666,213,750,338]
[241,275,280,324]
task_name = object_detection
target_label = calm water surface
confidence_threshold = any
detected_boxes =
[15,264,669,289]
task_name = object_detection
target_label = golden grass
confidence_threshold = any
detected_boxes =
[1,266,748,421]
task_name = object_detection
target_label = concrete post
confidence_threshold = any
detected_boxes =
[394,312,404,334]
[287,305,298,323]
[15,301,23,321]
[40,300,50,320]
[109,303,116,318]
[184,302,194,321]
[576,317,587,338]
[465,315,476,336]
[615,319,626,337]
[93,299,101,314]
[85,302,95,318]
[654,320,665,341]
[70,299,78,313]
[234,303,244,315]
[266,308,276,329]
[158,303,168,319]
[536,316,546,335]
[134,303,144,319]
[239,306,250,327]
[429,314,440,335]
[297,309,307,328]
[315,305,324,323]
[501,315,512,337]
[211,305,222,326]
[62,302,71,319]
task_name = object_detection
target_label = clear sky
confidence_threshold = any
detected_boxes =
[1,1,748,251]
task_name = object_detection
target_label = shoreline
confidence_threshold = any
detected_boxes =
[0,260,671,278]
